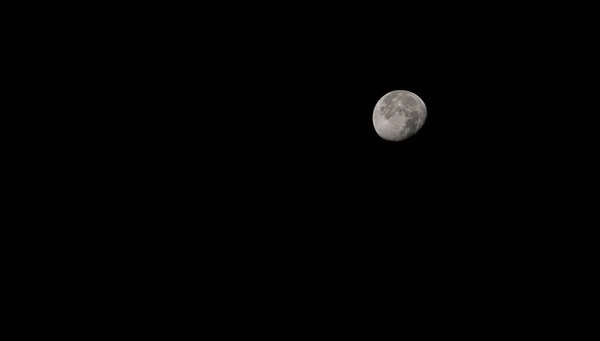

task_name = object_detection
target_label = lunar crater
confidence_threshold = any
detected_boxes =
[373,90,427,142]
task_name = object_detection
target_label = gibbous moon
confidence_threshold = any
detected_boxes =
[373,90,427,141]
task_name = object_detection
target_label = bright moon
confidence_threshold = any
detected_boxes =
[373,90,427,142]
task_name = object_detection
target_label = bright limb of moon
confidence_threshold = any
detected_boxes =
[373,90,427,142]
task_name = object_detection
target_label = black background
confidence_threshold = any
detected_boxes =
[22,3,596,324]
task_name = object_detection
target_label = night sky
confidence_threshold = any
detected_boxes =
[37,3,596,325]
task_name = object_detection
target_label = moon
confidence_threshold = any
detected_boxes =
[373,90,427,141]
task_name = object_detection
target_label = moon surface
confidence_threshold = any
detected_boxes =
[373,90,427,141]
